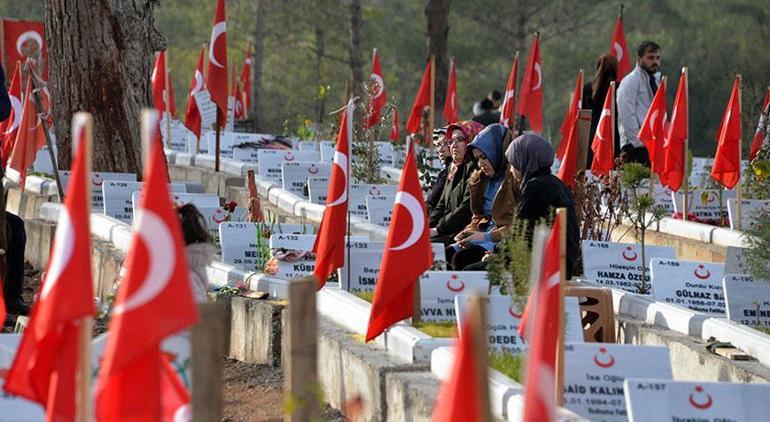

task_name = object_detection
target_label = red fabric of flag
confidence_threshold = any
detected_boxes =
[366,48,388,129]
[365,141,433,341]
[233,80,245,119]
[206,0,229,120]
[556,71,583,159]
[590,82,616,177]
[405,60,432,135]
[517,35,543,133]
[443,58,459,124]
[749,87,770,161]
[663,71,688,192]
[152,51,168,114]
[556,123,578,188]
[313,101,352,289]
[609,17,632,81]
[6,76,46,189]
[499,55,519,128]
[711,76,742,189]
[432,318,483,421]
[240,46,252,111]
[389,108,400,142]
[4,114,95,420]
[2,19,48,80]
[184,48,206,140]
[161,354,191,421]
[1,63,21,167]
[639,78,668,185]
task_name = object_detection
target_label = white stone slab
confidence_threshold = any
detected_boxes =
[218,222,314,272]
[563,343,673,421]
[257,150,320,184]
[32,143,56,175]
[196,205,248,242]
[296,140,320,151]
[671,189,735,222]
[624,379,770,422]
[102,181,186,223]
[281,161,331,198]
[727,198,770,231]
[59,171,136,211]
[650,258,725,316]
[349,184,398,217]
[339,242,446,291]
[723,274,770,329]
[581,240,676,293]
[307,177,330,204]
[375,142,394,166]
[632,185,675,213]
[161,121,191,152]
[202,131,235,158]
[419,271,489,322]
[366,194,395,227]
[319,141,335,163]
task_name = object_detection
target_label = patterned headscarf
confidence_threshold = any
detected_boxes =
[445,120,484,180]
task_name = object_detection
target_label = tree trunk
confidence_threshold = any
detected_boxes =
[314,24,325,125]
[251,0,265,132]
[44,0,164,173]
[348,0,364,132]
[425,0,450,124]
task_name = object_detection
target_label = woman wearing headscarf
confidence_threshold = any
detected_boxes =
[506,133,581,278]
[446,124,516,270]
[426,126,450,212]
[429,121,483,245]
[583,54,620,167]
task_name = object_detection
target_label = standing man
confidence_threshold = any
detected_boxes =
[617,41,662,166]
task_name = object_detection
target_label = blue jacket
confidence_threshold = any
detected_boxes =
[0,65,10,123]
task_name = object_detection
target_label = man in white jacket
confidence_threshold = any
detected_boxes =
[617,40,662,166]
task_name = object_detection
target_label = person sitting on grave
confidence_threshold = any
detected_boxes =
[428,120,483,246]
[177,203,216,302]
[445,124,516,270]
[426,126,450,212]
[505,132,581,278]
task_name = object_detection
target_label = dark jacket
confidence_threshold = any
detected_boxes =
[472,110,501,127]
[429,159,475,237]
[583,82,619,167]
[426,158,451,212]
[0,65,10,123]
[517,168,580,278]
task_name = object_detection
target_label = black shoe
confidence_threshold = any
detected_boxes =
[6,299,30,316]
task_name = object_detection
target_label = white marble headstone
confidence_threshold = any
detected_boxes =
[650,258,726,315]
[581,240,676,293]
[281,162,331,198]
[103,181,186,222]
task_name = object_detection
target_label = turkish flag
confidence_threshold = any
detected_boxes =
[521,219,562,422]
[749,87,770,161]
[591,82,616,177]
[443,58,459,124]
[206,0,229,120]
[365,141,433,341]
[233,79,245,119]
[405,60,432,136]
[4,113,95,420]
[6,76,46,189]
[151,51,176,117]
[161,354,191,421]
[663,70,688,192]
[184,48,206,140]
[389,108,400,142]
[313,101,352,289]
[609,17,632,81]
[639,78,668,185]
[556,71,583,160]
[1,63,21,167]
[499,54,519,128]
[366,48,388,129]
[517,34,543,133]
[556,122,578,188]
[432,318,485,421]
[2,19,48,80]
[711,76,742,189]
[95,112,198,420]
[240,46,252,111]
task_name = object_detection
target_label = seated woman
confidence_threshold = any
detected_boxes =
[446,124,515,270]
[177,204,216,302]
[425,126,449,213]
[505,133,581,278]
[429,121,483,246]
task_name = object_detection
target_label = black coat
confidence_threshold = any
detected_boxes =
[516,168,581,279]
[582,82,620,168]
[472,110,501,127]
[0,65,10,123]
[426,158,451,212]
[429,160,475,238]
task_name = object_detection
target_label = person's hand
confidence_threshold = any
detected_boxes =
[458,231,484,247]
[481,251,494,262]
[454,230,470,243]
[429,228,438,237]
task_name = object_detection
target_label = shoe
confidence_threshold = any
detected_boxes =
[6,299,30,316]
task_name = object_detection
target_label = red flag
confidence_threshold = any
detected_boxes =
[556,71,584,159]
[152,51,167,114]
[366,48,388,129]
[389,108,400,142]
[517,34,543,133]
[749,87,770,161]
[240,46,252,111]
[1,63,21,167]
[432,318,483,421]
[161,355,191,421]
[663,70,688,192]
[313,101,352,289]
[521,219,562,422]
[95,113,198,420]
[206,0,229,120]
[2,19,48,80]
[443,58,459,124]
[639,77,668,185]
[405,60,432,135]
[184,48,206,140]
[609,17,632,81]
[556,122,578,188]
[590,81,616,177]
[711,76,742,189]
[500,54,519,128]
[6,76,47,189]
[233,79,245,119]
[365,141,433,341]
[4,113,95,420]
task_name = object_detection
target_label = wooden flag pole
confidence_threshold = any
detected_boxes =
[736,74,743,231]
[429,55,435,151]
[285,277,319,421]
[75,112,94,422]
[682,67,689,221]
[467,295,491,421]
[191,303,226,422]
[555,207,567,407]
[27,71,64,199]
[164,51,172,149]
[197,43,208,156]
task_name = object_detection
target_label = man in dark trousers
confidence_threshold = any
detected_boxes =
[0,63,31,317]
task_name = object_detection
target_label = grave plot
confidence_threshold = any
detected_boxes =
[338,241,446,291]
[219,222,314,272]
[723,274,770,330]
[200,131,235,158]
[307,177,330,204]
[650,258,726,316]
[160,121,191,152]
[349,184,398,217]
[582,240,676,293]
[624,379,770,421]
[230,134,295,162]
[672,189,736,223]
[59,171,136,211]
[281,162,331,198]
[366,194,396,227]
[255,150,320,184]
[630,184,675,214]
[103,181,186,222]
[130,192,221,223]
[418,271,489,322]
[196,206,248,242]
[727,199,770,230]
[265,234,365,279]
[562,343,673,421]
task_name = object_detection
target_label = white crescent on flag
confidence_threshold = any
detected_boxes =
[16,30,43,56]
[389,191,425,251]
[209,22,227,68]
[533,63,543,91]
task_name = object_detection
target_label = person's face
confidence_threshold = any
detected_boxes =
[509,165,522,183]
[638,49,661,74]
[437,137,450,161]
[449,131,468,162]
[472,148,494,177]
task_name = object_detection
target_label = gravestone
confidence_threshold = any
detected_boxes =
[727,199,770,231]
[375,142,394,166]
[624,379,770,421]
[582,240,677,293]
[257,150,321,184]
[319,141,335,163]
[160,120,191,152]
[203,131,235,158]
[196,206,248,242]
[723,274,770,329]
[349,184,398,217]
[419,271,489,322]
[59,171,136,211]
[339,242,447,291]
[307,177,330,204]
[563,343,673,421]
[672,189,736,222]
[265,234,366,279]
[296,141,319,152]
[281,162,331,198]
[103,181,186,222]
[219,222,314,272]
[632,185,675,214]
[366,194,395,227]
[650,258,725,315]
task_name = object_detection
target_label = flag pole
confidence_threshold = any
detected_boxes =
[197,43,208,156]
[620,3,625,19]
[467,295,491,421]
[76,112,94,422]
[555,207,567,407]
[164,51,172,149]
[649,76,667,198]
[429,55,435,151]
[26,69,64,200]
[682,67,689,221]
[736,74,743,231]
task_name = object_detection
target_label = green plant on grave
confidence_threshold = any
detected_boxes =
[573,167,628,243]
[619,162,667,294]
[283,380,325,420]
[486,217,532,309]
[412,321,456,338]
[488,351,525,382]
[349,80,395,184]
[743,211,770,282]
[415,148,440,195]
